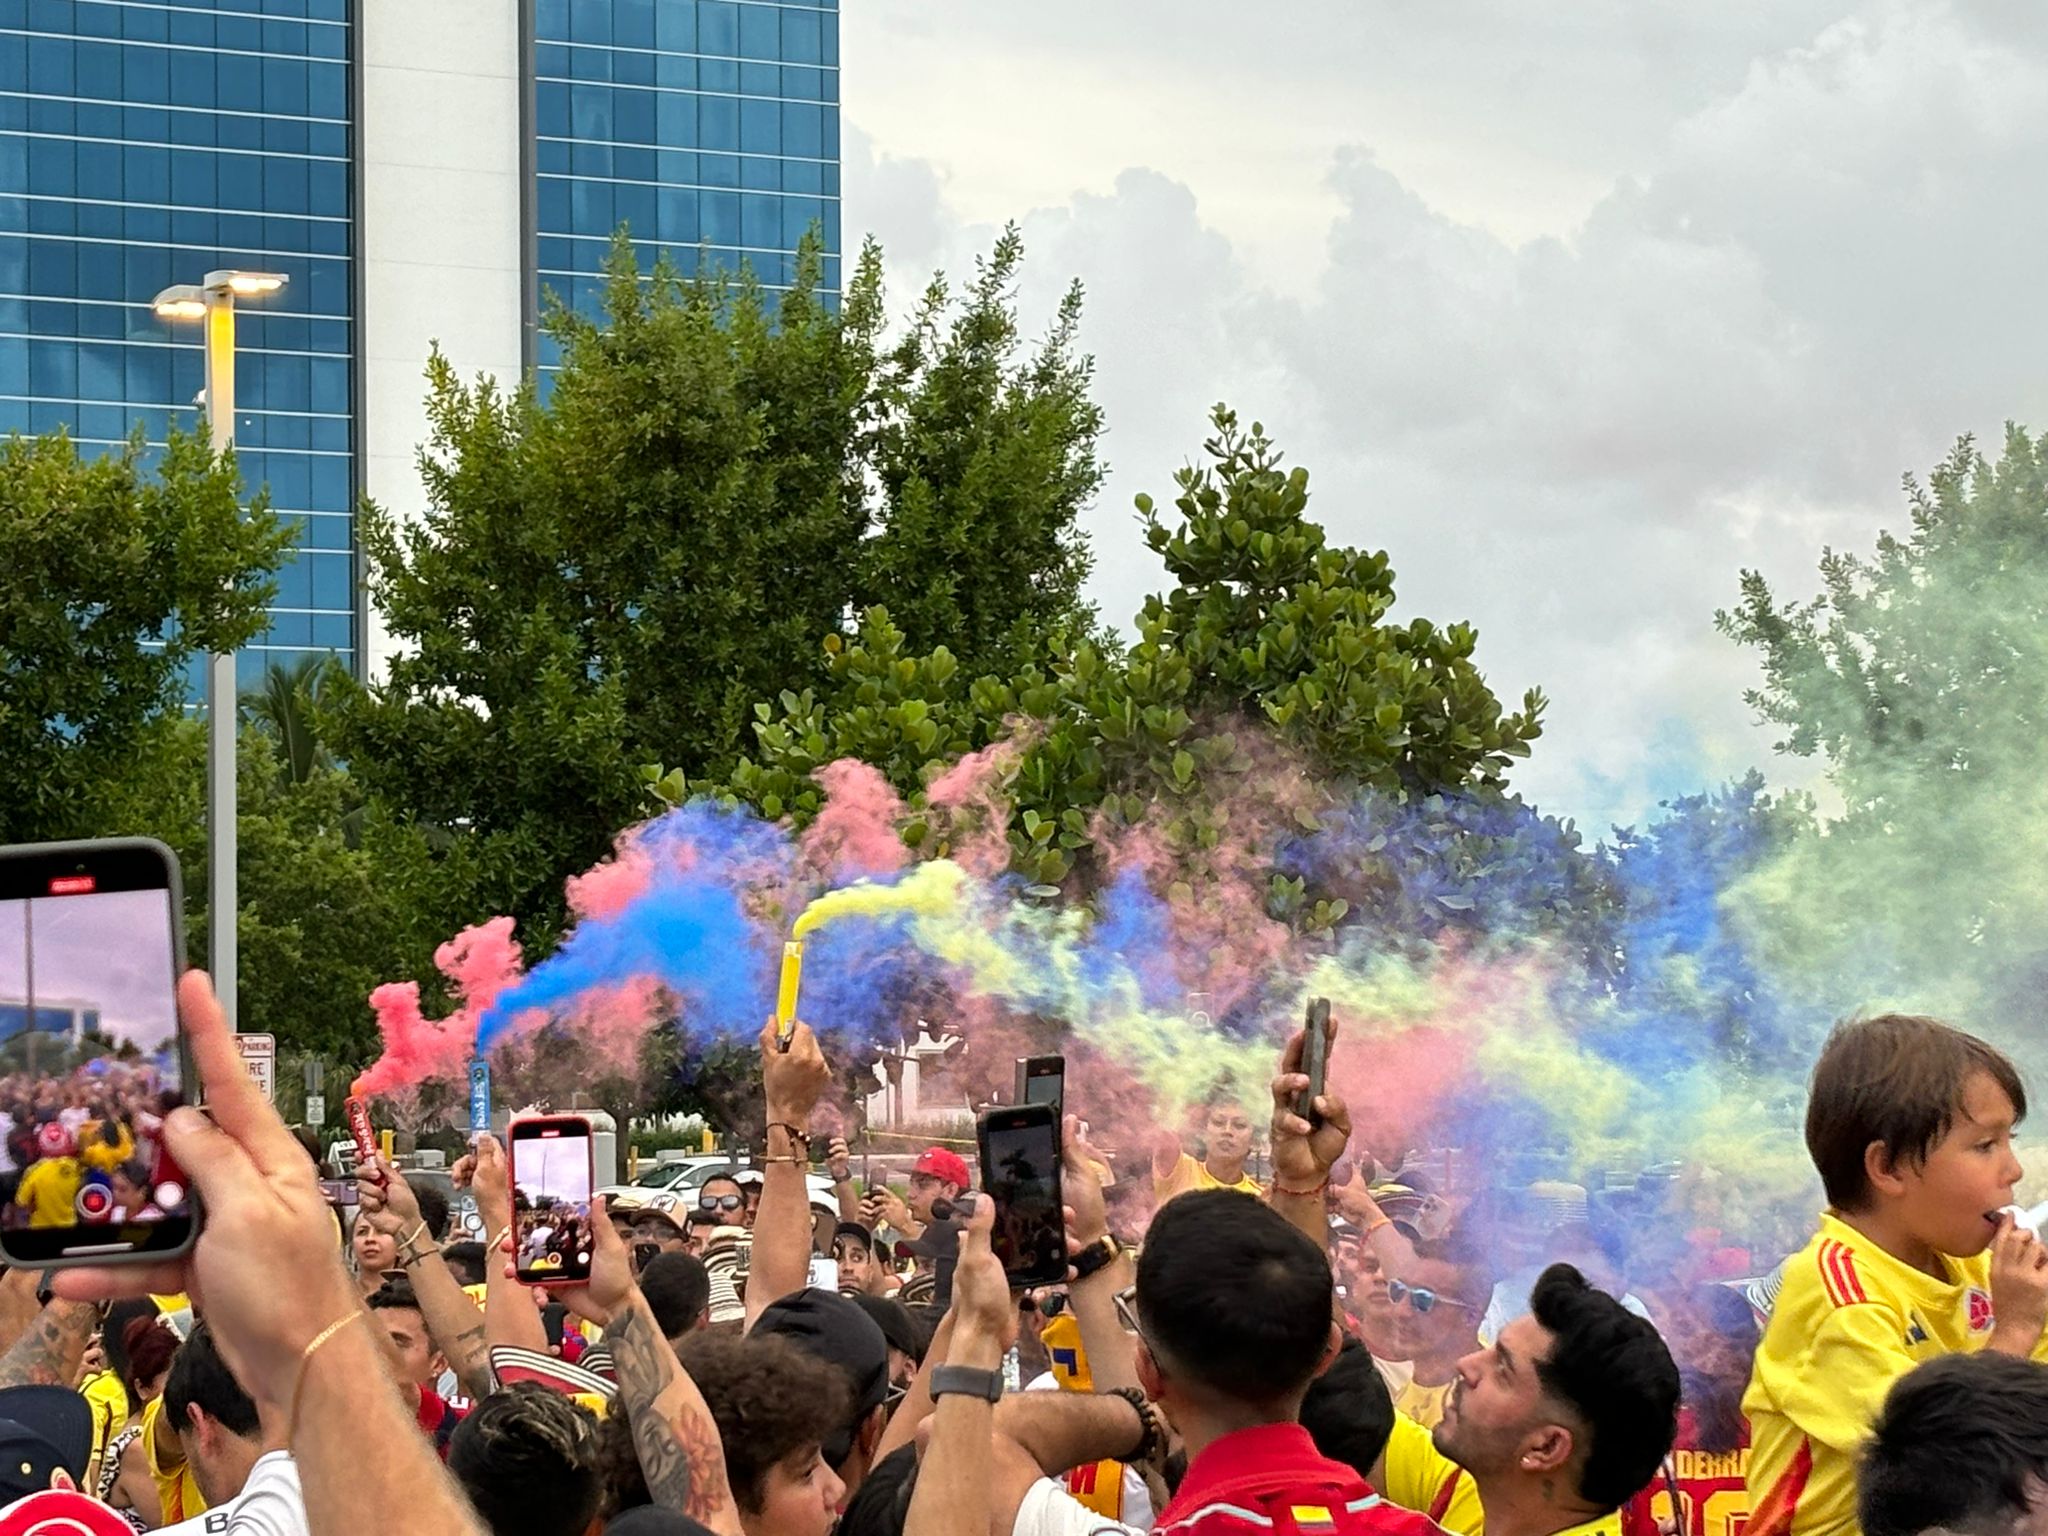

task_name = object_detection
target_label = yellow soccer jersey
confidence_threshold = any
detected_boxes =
[1393,1375,1455,1430]
[1743,1211,2047,1536]
[1154,1153,1263,1206]
[1380,1411,1485,1536]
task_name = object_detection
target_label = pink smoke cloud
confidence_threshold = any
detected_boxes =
[353,917,529,1097]
[926,734,1028,877]
[802,759,912,880]
[566,838,656,922]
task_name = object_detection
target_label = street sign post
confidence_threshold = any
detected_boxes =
[304,1094,326,1127]
[236,1033,276,1102]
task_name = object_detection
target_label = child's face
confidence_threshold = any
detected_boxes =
[1892,1070,2025,1257]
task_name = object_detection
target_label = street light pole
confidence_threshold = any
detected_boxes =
[152,269,288,1034]
[202,285,238,1032]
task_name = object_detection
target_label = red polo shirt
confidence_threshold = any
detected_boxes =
[1156,1421,1448,1536]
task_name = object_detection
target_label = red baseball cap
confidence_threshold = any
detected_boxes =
[911,1147,970,1186]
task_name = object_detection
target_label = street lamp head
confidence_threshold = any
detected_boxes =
[204,269,288,297]
[151,284,208,321]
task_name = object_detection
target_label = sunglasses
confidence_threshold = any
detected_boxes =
[699,1194,746,1213]
[1113,1283,1141,1335]
[1386,1280,1476,1314]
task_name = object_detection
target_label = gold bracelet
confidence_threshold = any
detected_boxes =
[488,1225,512,1251]
[287,1309,367,1441]
[396,1218,430,1252]
[760,1155,803,1166]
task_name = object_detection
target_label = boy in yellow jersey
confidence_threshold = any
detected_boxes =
[1744,1014,2048,1536]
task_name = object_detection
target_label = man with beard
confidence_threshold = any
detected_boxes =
[1622,1285,1759,1536]
[1376,1264,1680,1536]
[1152,1088,1263,1206]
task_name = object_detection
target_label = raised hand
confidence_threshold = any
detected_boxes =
[826,1136,853,1184]
[759,1017,830,1127]
[1269,1016,1353,1191]
[52,973,364,1421]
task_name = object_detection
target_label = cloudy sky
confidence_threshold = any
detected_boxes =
[0,893,178,1047]
[840,0,2048,833]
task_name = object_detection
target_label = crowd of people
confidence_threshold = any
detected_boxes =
[0,986,2038,1536]
[0,1061,180,1230]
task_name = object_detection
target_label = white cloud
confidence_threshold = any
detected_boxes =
[843,0,2048,832]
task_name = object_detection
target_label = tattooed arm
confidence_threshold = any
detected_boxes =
[0,1297,97,1388]
[605,1290,744,1535]
[562,1199,742,1535]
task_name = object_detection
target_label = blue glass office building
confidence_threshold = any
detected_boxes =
[531,0,840,371]
[0,0,355,687]
[0,0,840,683]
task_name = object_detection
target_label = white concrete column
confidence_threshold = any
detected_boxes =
[356,0,526,681]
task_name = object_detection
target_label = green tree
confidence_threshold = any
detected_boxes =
[705,407,1549,932]
[1717,424,2048,1032]
[0,426,291,845]
[337,229,1103,944]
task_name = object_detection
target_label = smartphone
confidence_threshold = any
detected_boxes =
[976,1103,1066,1286]
[0,839,197,1267]
[1296,997,1331,1128]
[1016,1055,1064,1112]
[509,1115,595,1286]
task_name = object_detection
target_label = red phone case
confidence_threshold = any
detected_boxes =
[510,1117,595,1288]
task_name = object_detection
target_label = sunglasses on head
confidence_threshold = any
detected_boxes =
[699,1193,745,1213]
[1386,1279,1474,1314]
[1113,1283,1141,1335]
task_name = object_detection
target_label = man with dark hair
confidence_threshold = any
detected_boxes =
[442,1240,489,1289]
[154,1321,307,1534]
[1129,1188,1433,1533]
[366,1279,465,1452]
[1388,1227,1496,1429]
[1301,1334,1402,1486]
[414,1180,451,1243]
[677,1330,851,1536]
[447,1383,603,1536]
[846,1293,924,1403]
[751,1287,892,1500]
[1859,1351,2048,1536]
[834,1221,895,1298]
[1397,1263,1679,1536]
[641,1252,712,1344]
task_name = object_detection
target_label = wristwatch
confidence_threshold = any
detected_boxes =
[930,1365,1006,1403]
[1070,1234,1120,1280]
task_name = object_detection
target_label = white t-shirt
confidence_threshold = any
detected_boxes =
[155,1450,308,1536]
[1013,1477,1145,1536]
[1021,1374,1155,1530]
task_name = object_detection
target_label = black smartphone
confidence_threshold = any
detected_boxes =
[977,1103,1066,1286]
[0,838,197,1267]
[510,1115,595,1286]
[1016,1055,1064,1112]
[1296,997,1331,1128]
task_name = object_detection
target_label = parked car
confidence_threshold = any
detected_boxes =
[599,1153,735,1210]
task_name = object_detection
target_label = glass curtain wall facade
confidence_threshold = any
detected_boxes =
[0,0,354,687]
[531,0,839,370]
